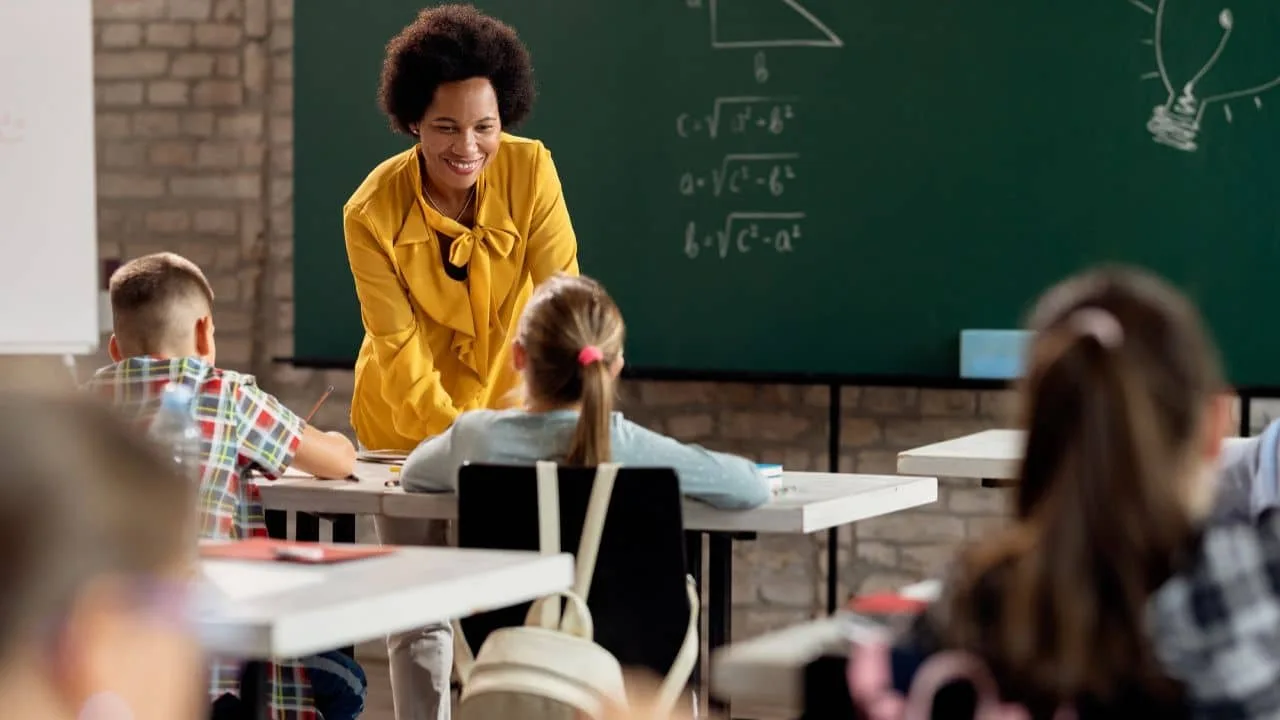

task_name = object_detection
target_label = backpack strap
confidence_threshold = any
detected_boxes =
[454,461,568,683]
[556,462,619,637]
[534,460,563,629]
[570,462,619,601]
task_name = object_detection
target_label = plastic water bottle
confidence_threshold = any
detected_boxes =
[150,382,202,482]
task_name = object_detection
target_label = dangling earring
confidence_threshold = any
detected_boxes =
[78,691,134,720]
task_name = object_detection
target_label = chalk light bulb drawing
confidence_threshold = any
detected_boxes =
[1144,1,1280,151]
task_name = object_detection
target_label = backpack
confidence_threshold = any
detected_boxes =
[848,640,1077,720]
[451,461,700,719]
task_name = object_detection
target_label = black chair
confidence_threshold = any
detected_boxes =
[454,462,696,698]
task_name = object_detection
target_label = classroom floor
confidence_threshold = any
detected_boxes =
[363,656,401,719]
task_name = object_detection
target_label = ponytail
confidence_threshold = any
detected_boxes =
[565,348,614,466]
[945,305,1201,708]
[516,274,627,467]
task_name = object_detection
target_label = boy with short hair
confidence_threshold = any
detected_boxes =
[85,252,361,719]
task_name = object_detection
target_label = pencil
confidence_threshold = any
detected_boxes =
[303,385,334,424]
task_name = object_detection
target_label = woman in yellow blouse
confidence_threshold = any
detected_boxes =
[345,5,579,454]
[342,7,578,720]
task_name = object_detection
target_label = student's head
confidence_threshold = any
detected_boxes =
[0,393,201,720]
[107,252,216,363]
[945,266,1228,708]
[513,274,625,465]
[1018,266,1228,524]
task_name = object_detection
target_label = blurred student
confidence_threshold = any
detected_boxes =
[0,393,203,720]
[850,267,1280,718]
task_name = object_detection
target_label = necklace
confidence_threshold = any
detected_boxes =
[424,183,476,223]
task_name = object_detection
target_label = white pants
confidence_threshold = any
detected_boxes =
[375,516,453,720]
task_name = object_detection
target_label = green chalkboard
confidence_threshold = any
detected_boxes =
[295,0,1280,386]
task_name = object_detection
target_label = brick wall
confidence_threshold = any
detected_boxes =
[89,0,1019,640]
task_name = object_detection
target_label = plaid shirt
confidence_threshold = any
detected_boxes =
[1149,510,1280,719]
[86,356,317,719]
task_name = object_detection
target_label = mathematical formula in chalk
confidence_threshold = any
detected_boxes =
[679,153,797,197]
[684,213,803,259]
[676,96,796,140]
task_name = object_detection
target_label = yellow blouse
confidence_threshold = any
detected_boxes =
[343,133,580,451]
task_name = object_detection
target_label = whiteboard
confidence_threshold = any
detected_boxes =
[0,0,98,354]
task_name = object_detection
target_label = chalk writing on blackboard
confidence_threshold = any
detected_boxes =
[1142,1,1280,152]
[684,213,804,260]
[676,97,796,140]
[678,153,798,197]
[0,113,26,144]
[703,0,843,49]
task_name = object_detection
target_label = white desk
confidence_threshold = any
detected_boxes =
[711,614,856,714]
[258,464,939,534]
[198,545,573,659]
[710,578,942,712]
[255,463,938,714]
[897,429,1025,482]
[898,429,1251,483]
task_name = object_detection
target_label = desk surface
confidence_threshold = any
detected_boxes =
[898,429,1251,481]
[711,579,941,711]
[256,465,939,535]
[197,545,572,659]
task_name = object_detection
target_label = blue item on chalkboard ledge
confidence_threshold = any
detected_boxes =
[959,330,1033,380]
[757,463,783,478]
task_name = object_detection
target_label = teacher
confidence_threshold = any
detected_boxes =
[344,4,579,453]
[342,6,578,720]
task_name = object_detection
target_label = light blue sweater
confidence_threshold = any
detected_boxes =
[1214,419,1280,523]
[399,408,772,510]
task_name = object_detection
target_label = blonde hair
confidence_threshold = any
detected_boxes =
[517,274,625,465]
[109,252,215,355]
[0,393,195,663]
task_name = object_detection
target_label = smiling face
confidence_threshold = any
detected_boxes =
[417,77,502,195]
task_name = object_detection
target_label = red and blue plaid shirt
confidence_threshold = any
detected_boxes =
[87,356,318,719]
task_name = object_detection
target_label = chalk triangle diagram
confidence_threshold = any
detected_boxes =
[709,0,843,49]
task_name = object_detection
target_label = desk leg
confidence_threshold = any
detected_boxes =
[826,528,839,614]
[707,533,732,717]
[240,661,270,720]
[684,531,705,715]
[1240,392,1253,436]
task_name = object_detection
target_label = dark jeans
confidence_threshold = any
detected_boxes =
[303,650,367,720]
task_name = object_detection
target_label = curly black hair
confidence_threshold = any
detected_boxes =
[378,4,536,136]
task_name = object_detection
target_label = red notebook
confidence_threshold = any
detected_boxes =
[200,538,393,565]
[847,592,929,616]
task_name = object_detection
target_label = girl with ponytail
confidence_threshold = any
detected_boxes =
[400,273,770,510]
[851,266,1280,719]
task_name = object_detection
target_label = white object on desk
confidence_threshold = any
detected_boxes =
[898,429,1251,482]
[0,0,97,354]
[197,545,573,659]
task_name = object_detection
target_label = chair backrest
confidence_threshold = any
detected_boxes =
[457,462,691,678]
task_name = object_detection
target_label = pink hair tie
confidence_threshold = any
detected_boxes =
[578,345,604,366]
